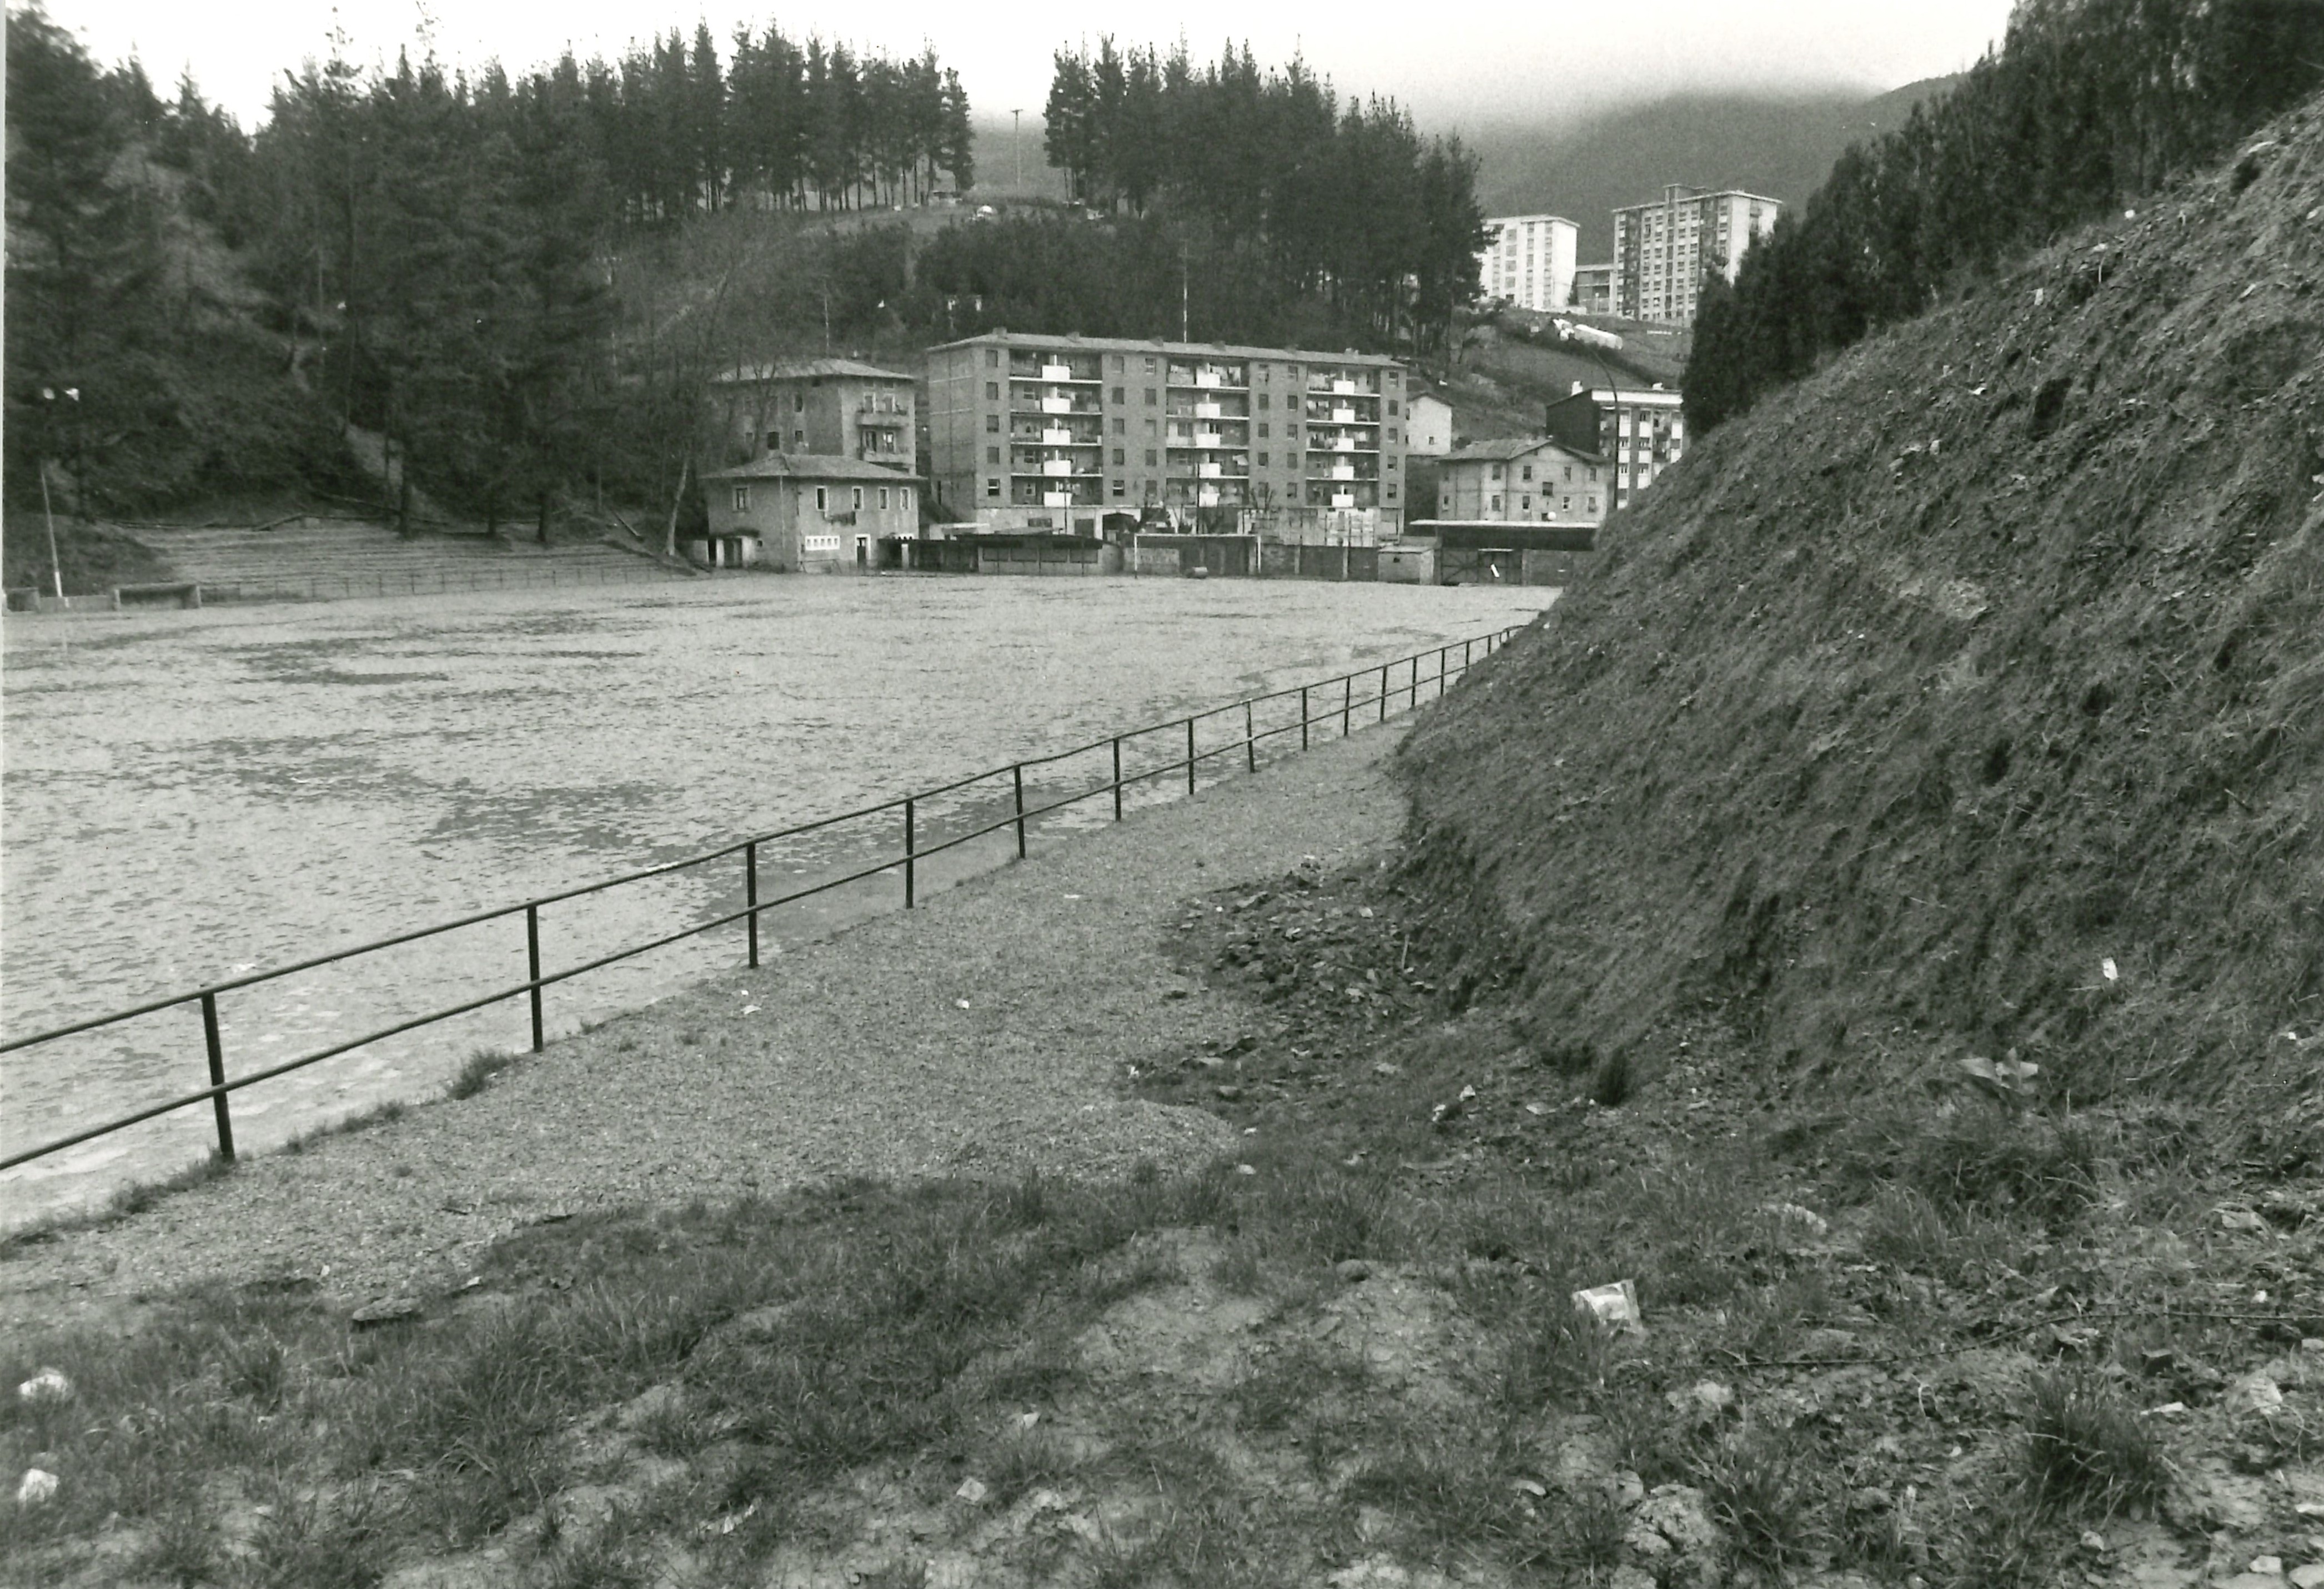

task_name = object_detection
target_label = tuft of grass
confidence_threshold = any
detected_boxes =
[1863,1184,1954,1273]
[1694,1424,1825,1581]
[0,1151,238,1258]
[1848,1103,2104,1225]
[1588,1048,1635,1108]
[448,1047,521,1100]
[2021,1369,2169,1517]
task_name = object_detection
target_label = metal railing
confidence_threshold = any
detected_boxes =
[191,557,697,606]
[0,625,1523,1176]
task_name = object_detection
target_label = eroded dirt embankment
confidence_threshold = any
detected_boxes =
[1399,93,2324,1122]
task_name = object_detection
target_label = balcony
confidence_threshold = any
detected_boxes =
[1041,363,1074,381]
[1041,427,1075,446]
[1040,395,1072,415]
[1329,463,1356,481]
[1042,459,1073,477]
[1044,490,1075,507]
[1194,400,1222,419]
[1198,461,1223,479]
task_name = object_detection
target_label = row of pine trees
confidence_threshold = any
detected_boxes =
[1040,41,1489,364]
[7,11,1490,531]
[1686,0,2324,430]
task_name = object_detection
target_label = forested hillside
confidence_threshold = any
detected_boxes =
[4,13,1487,529]
[1688,0,2324,430]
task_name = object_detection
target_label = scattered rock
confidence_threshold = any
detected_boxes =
[14,1469,58,1507]
[1627,1484,1724,1589]
[954,1477,987,1505]
[2228,1371,2287,1420]
[2250,1558,2285,1576]
[350,1296,425,1327]
[1336,1259,1373,1284]
[2289,1565,2324,1589]
[1762,1202,1831,1238]
[15,1367,72,1404]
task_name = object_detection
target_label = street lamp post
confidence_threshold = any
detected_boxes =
[38,386,80,600]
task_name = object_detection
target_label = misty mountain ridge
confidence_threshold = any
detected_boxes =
[1463,77,1964,259]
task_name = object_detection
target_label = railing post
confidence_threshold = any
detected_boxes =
[1244,700,1256,773]
[1379,663,1389,722]
[1012,765,1027,859]
[1186,718,1197,794]
[1342,675,1352,736]
[526,904,544,1053]
[746,841,760,968]
[200,992,235,1163]
[1464,638,1473,672]
[1112,738,1124,821]
[1409,656,1419,710]
[904,797,917,908]
[1301,687,1309,751]
[1439,646,1449,697]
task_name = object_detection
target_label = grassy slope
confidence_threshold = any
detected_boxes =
[1401,94,2324,1119]
[2,512,178,595]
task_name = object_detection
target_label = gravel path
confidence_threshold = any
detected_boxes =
[0,723,1413,1329]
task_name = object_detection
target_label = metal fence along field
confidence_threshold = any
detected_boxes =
[0,625,1522,1183]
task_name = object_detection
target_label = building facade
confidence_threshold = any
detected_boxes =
[1432,438,1608,525]
[1478,214,1579,313]
[1543,385,1685,509]
[710,358,917,475]
[1611,187,1781,324]
[1406,393,1454,457]
[698,454,920,571]
[924,334,1412,534]
[1570,263,1614,315]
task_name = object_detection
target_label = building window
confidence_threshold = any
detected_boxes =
[879,487,890,510]
[1111,355,1125,371]
[792,430,804,449]
[1287,424,1299,439]
[766,431,780,450]
[1145,388,1157,405]
[986,382,1000,400]
[1387,399,1399,416]
[987,446,1001,464]
[1521,496,1530,511]
[1257,452,1268,467]
[731,485,750,513]
[1490,464,1503,481]
[986,348,1000,366]
[815,486,829,512]
[1113,417,1126,435]
[1112,386,1126,404]
[1112,447,1125,465]
[794,391,805,411]
[1144,418,1157,437]
[1258,393,1270,410]
[1144,356,1157,374]
[986,414,1000,433]
[1257,423,1269,439]
[1520,465,1533,481]
[1112,478,1125,498]
[1388,428,1399,444]
[986,478,1001,499]
[902,488,912,511]
[1145,449,1158,467]
[1491,495,1502,511]
[852,487,864,511]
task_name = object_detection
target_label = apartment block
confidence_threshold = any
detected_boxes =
[923,334,1412,533]
[1543,385,1686,509]
[1479,214,1579,313]
[1612,187,1781,324]
[710,358,917,475]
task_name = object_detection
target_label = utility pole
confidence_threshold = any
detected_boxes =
[1011,109,1023,189]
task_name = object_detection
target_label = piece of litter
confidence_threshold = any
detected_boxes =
[2143,1402,2189,1418]
[1017,1411,1041,1431]
[2250,1558,2283,1577]
[1236,1164,1257,1176]
[1572,1279,1644,1336]
[1062,893,1082,900]
[741,1005,760,1015]
[1524,1102,1548,1116]
[2101,957,2119,982]
[16,1368,72,1405]
[956,1477,988,1505]
[2220,1208,2268,1232]
[1512,1477,1547,1497]
[955,999,971,1010]
[15,1470,58,1507]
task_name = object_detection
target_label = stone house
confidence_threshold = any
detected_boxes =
[697,455,920,571]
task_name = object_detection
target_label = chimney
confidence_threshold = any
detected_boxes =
[1570,380,1584,395]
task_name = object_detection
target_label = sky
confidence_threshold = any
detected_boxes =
[43,0,2020,134]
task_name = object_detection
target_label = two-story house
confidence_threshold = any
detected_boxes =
[711,358,918,475]
[1433,438,1608,525]
[697,455,921,572]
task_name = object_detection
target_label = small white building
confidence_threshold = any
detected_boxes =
[697,454,920,571]
[1405,393,1454,457]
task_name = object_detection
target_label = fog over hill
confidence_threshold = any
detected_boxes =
[1464,77,1962,259]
